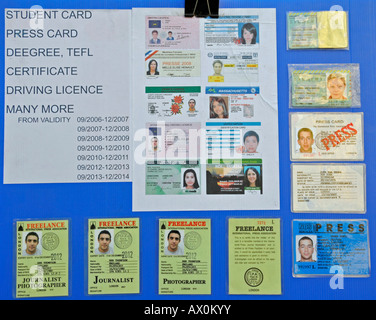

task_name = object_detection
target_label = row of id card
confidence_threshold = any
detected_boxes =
[15,218,370,298]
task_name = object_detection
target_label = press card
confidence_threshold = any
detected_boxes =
[158,219,211,295]
[15,220,70,298]
[228,218,281,295]
[291,164,366,213]
[293,220,370,277]
[87,218,140,295]
[290,112,364,161]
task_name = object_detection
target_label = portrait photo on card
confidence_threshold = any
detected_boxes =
[149,29,162,45]
[146,58,160,76]
[242,129,260,154]
[295,127,316,154]
[149,136,161,153]
[22,231,43,256]
[326,72,349,101]
[164,229,185,256]
[243,105,254,118]
[181,168,200,192]
[243,165,263,194]
[236,22,259,45]
[94,229,114,255]
[209,96,229,119]
[296,235,317,263]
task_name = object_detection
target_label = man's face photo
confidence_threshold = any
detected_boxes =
[244,135,259,153]
[298,129,314,153]
[213,62,223,75]
[298,238,315,262]
[98,232,111,253]
[152,30,158,39]
[25,234,39,255]
[151,137,158,151]
[167,232,181,252]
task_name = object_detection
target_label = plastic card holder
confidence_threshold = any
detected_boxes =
[287,11,349,50]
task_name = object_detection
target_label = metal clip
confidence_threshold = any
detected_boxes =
[185,0,219,18]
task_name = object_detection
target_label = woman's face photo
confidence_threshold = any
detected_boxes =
[184,171,196,189]
[244,135,258,153]
[243,28,254,44]
[212,100,225,118]
[247,169,257,186]
[328,77,346,99]
[150,60,157,72]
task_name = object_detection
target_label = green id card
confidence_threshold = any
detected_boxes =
[288,12,319,49]
[15,220,70,298]
[158,219,211,295]
[228,218,281,295]
[292,69,352,107]
[88,218,140,295]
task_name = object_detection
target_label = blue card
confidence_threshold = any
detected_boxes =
[292,220,370,277]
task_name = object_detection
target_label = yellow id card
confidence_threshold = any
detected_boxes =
[317,11,348,48]
[228,218,281,295]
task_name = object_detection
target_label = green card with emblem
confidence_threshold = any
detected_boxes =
[87,218,140,295]
[291,69,352,108]
[228,218,281,295]
[15,220,70,298]
[158,218,211,295]
[289,64,361,109]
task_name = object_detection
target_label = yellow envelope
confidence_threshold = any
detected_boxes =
[317,11,348,48]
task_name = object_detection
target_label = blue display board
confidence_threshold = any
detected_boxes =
[1,0,375,302]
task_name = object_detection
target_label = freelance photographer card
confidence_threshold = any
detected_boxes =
[158,218,211,295]
[15,220,70,298]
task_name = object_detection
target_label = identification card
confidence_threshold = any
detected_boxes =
[145,86,201,119]
[291,69,353,108]
[287,11,348,49]
[290,112,364,161]
[158,219,211,295]
[205,51,259,83]
[228,218,281,295]
[145,15,200,50]
[145,50,201,78]
[317,11,349,49]
[292,220,370,277]
[87,218,140,295]
[291,164,366,213]
[15,220,70,298]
